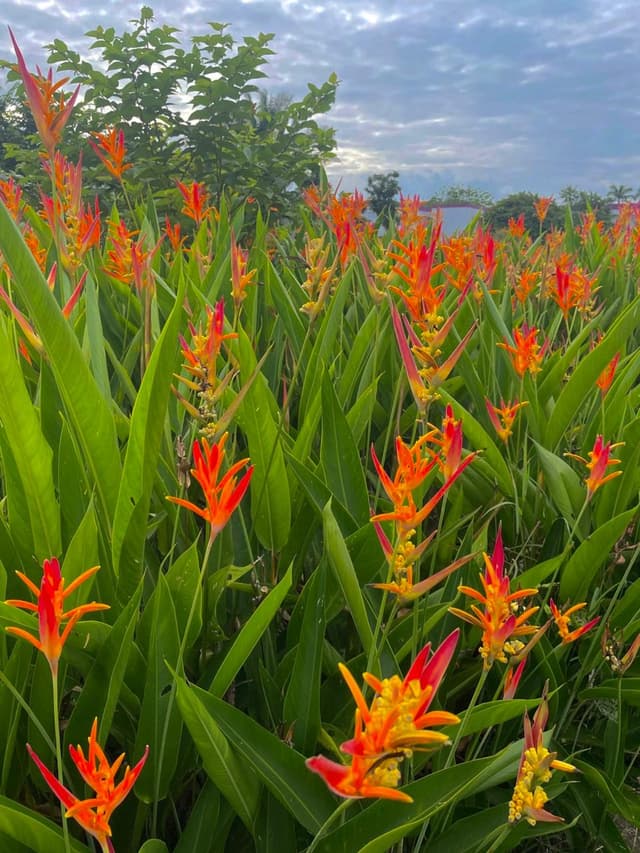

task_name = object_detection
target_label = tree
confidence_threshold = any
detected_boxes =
[559,185,581,207]
[3,6,338,221]
[606,184,634,203]
[365,171,401,218]
[484,192,564,233]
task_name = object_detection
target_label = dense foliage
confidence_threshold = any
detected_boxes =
[0,20,639,853]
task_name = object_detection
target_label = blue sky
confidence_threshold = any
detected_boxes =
[3,0,640,200]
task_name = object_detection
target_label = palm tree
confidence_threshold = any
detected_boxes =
[559,185,581,207]
[606,184,634,203]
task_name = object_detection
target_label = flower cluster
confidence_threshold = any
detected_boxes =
[449,529,539,668]
[509,691,576,825]
[307,631,460,801]
[28,719,148,853]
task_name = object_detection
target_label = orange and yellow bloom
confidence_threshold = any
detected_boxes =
[566,434,623,499]
[550,599,600,644]
[166,433,253,542]
[485,398,528,443]
[508,691,576,825]
[5,557,109,678]
[89,127,132,181]
[449,529,539,668]
[28,718,148,853]
[498,324,548,378]
[307,631,459,801]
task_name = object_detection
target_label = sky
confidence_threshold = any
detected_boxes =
[2,0,640,200]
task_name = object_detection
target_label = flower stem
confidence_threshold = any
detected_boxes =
[306,798,353,853]
[444,666,488,769]
[51,672,72,853]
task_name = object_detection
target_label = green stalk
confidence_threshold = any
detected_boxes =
[51,672,72,853]
[306,798,353,853]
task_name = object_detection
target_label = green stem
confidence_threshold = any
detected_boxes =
[52,673,72,853]
[485,823,512,853]
[152,533,215,834]
[444,666,489,769]
[306,798,353,853]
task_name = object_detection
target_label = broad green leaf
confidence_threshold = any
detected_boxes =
[255,791,297,853]
[113,275,184,601]
[63,583,142,758]
[134,574,182,802]
[0,202,121,533]
[0,797,89,852]
[545,296,640,448]
[209,565,292,697]
[533,441,585,522]
[175,678,260,831]
[178,685,336,834]
[320,371,369,524]
[442,697,540,739]
[573,760,640,824]
[234,328,291,551]
[581,678,640,707]
[173,782,221,853]
[165,542,202,649]
[0,318,60,560]
[137,842,169,853]
[322,501,373,655]
[283,563,326,752]
[559,507,637,601]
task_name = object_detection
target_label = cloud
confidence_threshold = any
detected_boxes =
[3,0,640,198]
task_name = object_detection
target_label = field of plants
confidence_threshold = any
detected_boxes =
[0,18,639,853]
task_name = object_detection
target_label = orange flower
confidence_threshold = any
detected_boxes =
[566,434,623,499]
[5,557,109,678]
[306,631,459,801]
[449,529,539,668]
[485,398,528,443]
[534,196,553,224]
[508,690,576,825]
[596,352,620,398]
[508,214,526,238]
[498,324,547,377]
[388,221,445,324]
[177,180,211,227]
[428,403,463,480]
[503,658,527,700]
[512,268,539,305]
[164,216,184,252]
[230,231,257,309]
[89,127,132,181]
[104,220,161,293]
[9,29,79,158]
[0,177,24,221]
[28,718,148,853]
[549,599,600,644]
[166,433,253,542]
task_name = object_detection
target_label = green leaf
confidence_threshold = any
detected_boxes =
[113,276,184,601]
[545,296,640,448]
[0,202,121,534]
[320,371,369,524]
[175,677,260,831]
[177,685,336,834]
[283,563,326,752]
[581,678,640,707]
[234,327,291,550]
[0,318,60,560]
[442,697,540,739]
[173,782,221,853]
[559,508,637,601]
[134,574,182,802]
[0,797,89,852]
[137,842,169,853]
[165,542,202,649]
[209,565,292,697]
[322,501,373,654]
[63,582,142,758]
[533,441,585,522]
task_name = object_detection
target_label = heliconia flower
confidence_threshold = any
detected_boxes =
[619,632,640,673]
[565,434,623,499]
[397,193,424,237]
[508,689,577,825]
[89,127,132,182]
[449,528,539,668]
[104,221,162,293]
[498,324,548,378]
[372,551,474,602]
[0,176,24,221]
[176,180,212,227]
[306,631,459,801]
[391,303,431,411]
[28,718,148,853]
[503,658,527,700]
[388,220,445,324]
[164,215,184,252]
[596,352,620,398]
[485,398,528,443]
[549,599,600,644]
[428,404,463,480]
[9,29,79,158]
[5,557,109,678]
[508,214,526,238]
[166,433,253,542]
[230,230,257,309]
[512,268,540,306]
[534,196,553,223]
